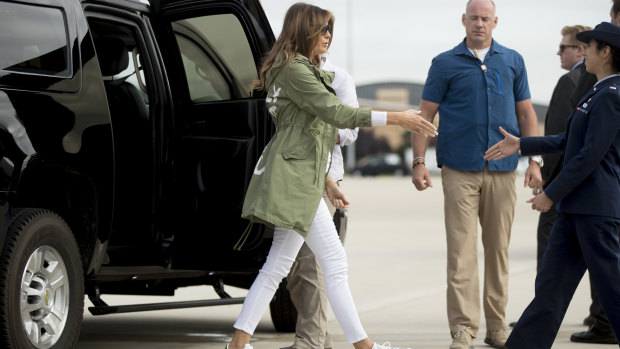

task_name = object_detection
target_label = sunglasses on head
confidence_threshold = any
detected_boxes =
[320,24,331,36]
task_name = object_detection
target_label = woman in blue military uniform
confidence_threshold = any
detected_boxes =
[483,22,620,349]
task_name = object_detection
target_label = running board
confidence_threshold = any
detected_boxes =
[88,297,245,315]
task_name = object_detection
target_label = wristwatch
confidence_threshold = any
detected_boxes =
[528,156,544,167]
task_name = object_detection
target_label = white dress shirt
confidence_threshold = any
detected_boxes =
[321,57,360,181]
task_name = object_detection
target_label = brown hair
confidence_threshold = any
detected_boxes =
[561,25,593,47]
[613,0,620,17]
[255,3,334,90]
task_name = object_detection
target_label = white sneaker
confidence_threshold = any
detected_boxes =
[224,344,253,349]
[372,341,411,349]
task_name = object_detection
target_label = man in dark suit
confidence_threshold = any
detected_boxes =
[536,25,592,269]
[570,2,620,344]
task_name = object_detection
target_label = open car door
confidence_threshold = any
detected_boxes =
[151,0,275,272]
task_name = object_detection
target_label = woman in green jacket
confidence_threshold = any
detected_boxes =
[228,4,437,349]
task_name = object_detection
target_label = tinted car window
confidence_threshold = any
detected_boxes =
[172,14,257,103]
[175,34,231,102]
[0,2,70,77]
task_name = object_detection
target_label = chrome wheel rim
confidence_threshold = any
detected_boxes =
[20,246,70,348]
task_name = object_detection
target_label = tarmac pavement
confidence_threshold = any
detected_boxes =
[78,176,611,349]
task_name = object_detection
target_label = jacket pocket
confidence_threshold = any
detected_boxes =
[281,142,313,160]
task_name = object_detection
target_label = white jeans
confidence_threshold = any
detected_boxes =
[234,199,367,343]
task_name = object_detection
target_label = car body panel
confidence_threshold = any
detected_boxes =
[0,0,275,294]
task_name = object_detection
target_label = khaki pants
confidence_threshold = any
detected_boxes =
[441,165,516,336]
[285,195,336,349]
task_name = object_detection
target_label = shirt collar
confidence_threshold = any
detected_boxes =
[571,60,584,71]
[454,38,503,57]
[594,74,620,88]
[320,55,333,70]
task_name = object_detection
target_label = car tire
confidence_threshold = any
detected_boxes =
[0,209,84,349]
[269,279,297,332]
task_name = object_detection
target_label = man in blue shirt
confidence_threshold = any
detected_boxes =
[410,0,541,348]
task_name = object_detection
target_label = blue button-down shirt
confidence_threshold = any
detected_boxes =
[422,39,531,171]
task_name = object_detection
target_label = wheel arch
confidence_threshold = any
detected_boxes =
[12,165,102,274]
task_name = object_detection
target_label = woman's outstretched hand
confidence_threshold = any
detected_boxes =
[484,126,520,161]
[396,110,438,137]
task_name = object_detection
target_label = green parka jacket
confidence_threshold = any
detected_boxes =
[241,54,372,238]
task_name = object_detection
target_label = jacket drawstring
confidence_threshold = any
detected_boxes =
[233,220,255,251]
[309,129,321,185]
[314,138,321,185]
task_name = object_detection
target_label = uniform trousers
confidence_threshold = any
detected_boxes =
[506,213,620,349]
[441,165,516,336]
[538,197,617,335]
[234,199,367,344]
[536,204,557,269]
[285,194,336,349]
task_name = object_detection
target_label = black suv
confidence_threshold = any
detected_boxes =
[0,0,306,347]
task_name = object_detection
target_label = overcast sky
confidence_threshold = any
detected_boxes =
[261,0,613,104]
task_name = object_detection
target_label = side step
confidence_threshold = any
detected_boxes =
[88,297,245,315]
[88,280,244,316]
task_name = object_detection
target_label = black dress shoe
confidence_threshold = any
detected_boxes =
[570,327,618,344]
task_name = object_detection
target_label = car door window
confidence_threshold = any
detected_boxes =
[0,2,70,77]
[172,13,257,103]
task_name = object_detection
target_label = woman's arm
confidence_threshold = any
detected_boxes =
[484,127,521,160]
[285,63,437,137]
[484,127,566,161]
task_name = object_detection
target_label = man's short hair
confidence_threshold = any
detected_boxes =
[614,0,620,17]
[562,25,593,47]
[466,0,496,10]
